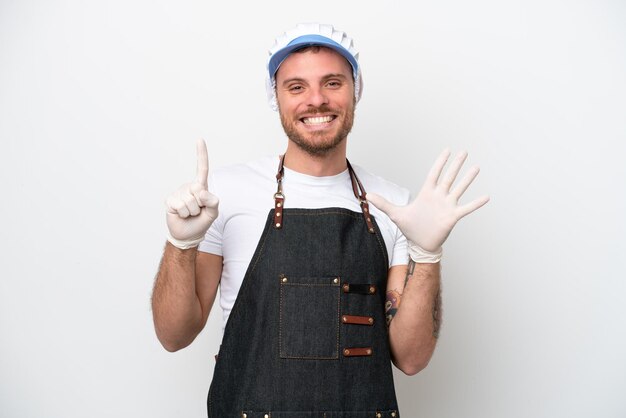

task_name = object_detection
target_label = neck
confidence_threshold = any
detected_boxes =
[282,141,348,176]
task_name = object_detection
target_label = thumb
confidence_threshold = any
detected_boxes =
[366,193,397,217]
[197,190,219,209]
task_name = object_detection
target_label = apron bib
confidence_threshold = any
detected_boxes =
[207,157,400,418]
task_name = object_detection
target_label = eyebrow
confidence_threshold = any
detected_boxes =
[280,73,349,87]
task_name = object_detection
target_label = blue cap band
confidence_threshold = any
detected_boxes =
[268,34,359,79]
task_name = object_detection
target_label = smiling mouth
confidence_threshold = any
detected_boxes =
[301,115,336,125]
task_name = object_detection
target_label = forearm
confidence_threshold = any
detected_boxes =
[388,261,441,375]
[151,241,205,351]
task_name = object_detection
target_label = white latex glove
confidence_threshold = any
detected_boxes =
[165,139,219,249]
[367,149,489,262]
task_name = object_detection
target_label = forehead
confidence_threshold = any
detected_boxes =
[275,47,353,82]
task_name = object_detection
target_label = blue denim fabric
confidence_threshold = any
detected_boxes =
[207,208,400,417]
[239,412,399,417]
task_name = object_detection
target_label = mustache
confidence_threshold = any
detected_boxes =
[296,105,339,118]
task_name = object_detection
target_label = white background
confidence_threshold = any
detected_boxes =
[1,0,625,417]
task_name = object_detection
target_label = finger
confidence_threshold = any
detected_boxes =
[450,165,480,200]
[196,139,209,188]
[439,151,468,191]
[366,193,397,217]
[457,195,490,219]
[189,183,208,207]
[166,196,190,218]
[426,148,451,187]
[183,194,201,216]
[197,189,219,209]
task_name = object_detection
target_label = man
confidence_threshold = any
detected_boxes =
[152,23,489,417]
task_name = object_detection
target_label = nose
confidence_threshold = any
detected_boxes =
[306,86,329,108]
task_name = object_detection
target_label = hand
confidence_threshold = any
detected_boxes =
[165,139,219,249]
[367,149,489,253]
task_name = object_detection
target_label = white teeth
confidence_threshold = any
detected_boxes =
[303,116,333,125]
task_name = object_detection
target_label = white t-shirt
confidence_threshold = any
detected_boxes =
[199,155,410,332]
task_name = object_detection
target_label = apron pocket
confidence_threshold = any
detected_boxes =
[279,275,341,359]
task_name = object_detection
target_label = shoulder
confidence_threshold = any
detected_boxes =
[207,156,279,229]
[351,164,411,206]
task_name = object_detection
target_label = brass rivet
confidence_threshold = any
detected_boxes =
[369,286,375,294]
[277,202,282,207]
[376,413,382,418]
[342,316,347,322]
[264,414,269,418]
[242,414,247,418]
[276,212,281,217]
[344,349,350,356]
[343,284,349,292]
[367,217,371,222]
[368,228,375,233]
[367,349,372,355]
[333,278,339,284]
[368,317,374,324]
[275,223,281,227]
[281,277,287,283]
[391,412,397,417]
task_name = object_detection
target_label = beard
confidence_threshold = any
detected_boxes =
[279,103,355,157]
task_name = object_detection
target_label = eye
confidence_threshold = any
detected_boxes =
[288,84,304,93]
[325,80,343,88]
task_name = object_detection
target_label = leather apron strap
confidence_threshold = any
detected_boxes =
[273,154,376,233]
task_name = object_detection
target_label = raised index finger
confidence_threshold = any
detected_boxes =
[196,138,209,187]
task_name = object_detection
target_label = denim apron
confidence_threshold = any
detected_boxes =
[207,156,400,418]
